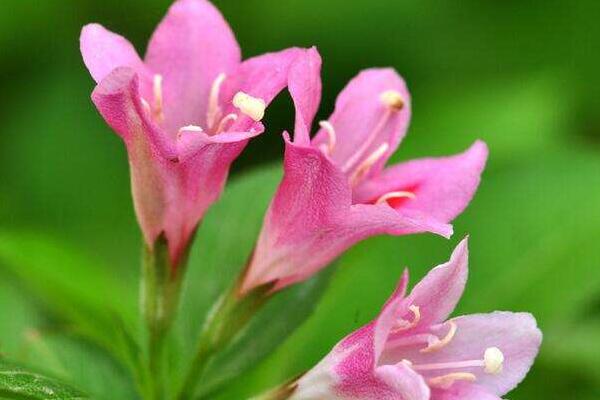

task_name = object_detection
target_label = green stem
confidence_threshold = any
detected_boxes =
[142,236,186,400]
[175,282,269,400]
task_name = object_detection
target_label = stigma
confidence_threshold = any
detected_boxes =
[380,90,405,111]
[233,92,266,122]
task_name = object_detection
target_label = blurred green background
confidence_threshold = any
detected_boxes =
[1,0,600,399]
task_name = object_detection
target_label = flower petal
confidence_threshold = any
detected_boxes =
[354,141,489,224]
[287,47,323,145]
[90,67,177,251]
[242,140,451,293]
[404,238,469,327]
[241,137,351,292]
[80,23,151,87]
[373,270,410,361]
[176,126,263,162]
[400,312,542,396]
[312,68,411,177]
[90,67,177,159]
[164,136,251,267]
[432,383,501,400]
[145,0,241,133]
[375,363,431,400]
[346,203,453,241]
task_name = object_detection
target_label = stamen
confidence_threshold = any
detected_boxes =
[214,113,238,134]
[349,143,389,186]
[207,72,226,129]
[428,373,476,389]
[177,124,203,138]
[340,109,392,174]
[376,191,416,205]
[153,74,164,122]
[392,305,421,332]
[319,120,337,155]
[420,321,457,353]
[233,92,266,122]
[380,90,405,111]
[141,98,151,115]
[405,347,504,378]
[484,347,504,375]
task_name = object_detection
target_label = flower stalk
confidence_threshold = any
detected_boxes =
[176,279,271,400]
[141,235,187,400]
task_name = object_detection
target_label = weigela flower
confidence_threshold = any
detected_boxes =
[241,50,489,292]
[290,239,542,400]
[81,0,308,267]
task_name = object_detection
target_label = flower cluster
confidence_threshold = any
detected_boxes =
[80,0,541,398]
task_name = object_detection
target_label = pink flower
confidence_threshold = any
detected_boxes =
[241,50,488,293]
[290,239,542,400]
[80,0,307,268]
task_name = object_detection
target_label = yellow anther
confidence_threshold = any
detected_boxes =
[484,347,504,375]
[178,125,203,138]
[233,92,266,122]
[380,90,405,111]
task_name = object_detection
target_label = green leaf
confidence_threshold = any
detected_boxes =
[0,360,87,399]
[0,231,137,341]
[0,232,144,397]
[169,164,333,396]
[24,334,139,400]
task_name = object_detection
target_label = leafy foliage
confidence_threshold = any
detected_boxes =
[0,360,86,400]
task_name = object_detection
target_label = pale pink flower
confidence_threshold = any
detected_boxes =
[81,0,307,267]
[290,239,542,400]
[241,51,488,292]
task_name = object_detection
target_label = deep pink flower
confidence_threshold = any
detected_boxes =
[241,51,488,292]
[290,239,542,400]
[81,0,308,267]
